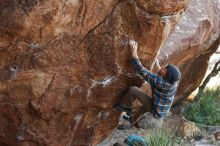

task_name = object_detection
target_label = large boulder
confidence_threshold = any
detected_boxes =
[158,0,220,103]
[0,0,219,145]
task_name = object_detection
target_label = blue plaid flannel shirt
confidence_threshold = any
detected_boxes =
[131,57,179,118]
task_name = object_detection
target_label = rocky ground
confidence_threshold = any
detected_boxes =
[97,108,220,146]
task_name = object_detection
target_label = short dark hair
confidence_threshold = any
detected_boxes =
[165,64,181,84]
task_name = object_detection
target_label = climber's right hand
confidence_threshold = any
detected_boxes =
[155,59,161,70]
[129,40,138,58]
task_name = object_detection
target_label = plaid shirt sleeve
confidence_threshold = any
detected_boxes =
[131,57,163,87]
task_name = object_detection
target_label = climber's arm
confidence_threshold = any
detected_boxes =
[131,57,158,82]
[129,40,161,85]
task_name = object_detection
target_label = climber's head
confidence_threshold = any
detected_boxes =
[165,64,181,84]
[159,64,181,84]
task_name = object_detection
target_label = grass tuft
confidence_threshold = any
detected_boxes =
[145,128,180,146]
[184,87,220,126]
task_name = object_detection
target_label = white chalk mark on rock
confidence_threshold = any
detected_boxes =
[97,111,109,120]
[161,15,172,24]
[96,76,116,87]
[9,66,18,78]
[73,113,83,131]
[87,76,116,97]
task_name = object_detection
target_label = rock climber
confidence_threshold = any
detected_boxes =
[116,40,181,130]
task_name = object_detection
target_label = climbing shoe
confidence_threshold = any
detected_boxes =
[115,103,132,116]
[122,114,132,122]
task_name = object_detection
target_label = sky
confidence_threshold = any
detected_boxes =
[204,47,220,88]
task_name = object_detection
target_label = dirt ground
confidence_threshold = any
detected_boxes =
[97,110,220,146]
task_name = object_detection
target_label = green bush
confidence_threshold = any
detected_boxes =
[184,87,220,126]
[145,128,180,146]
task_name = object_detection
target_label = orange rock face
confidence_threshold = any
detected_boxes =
[0,0,219,146]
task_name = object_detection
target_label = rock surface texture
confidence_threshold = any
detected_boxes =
[0,0,219,146]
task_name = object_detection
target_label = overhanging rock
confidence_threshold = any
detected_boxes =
[0,0,219,145]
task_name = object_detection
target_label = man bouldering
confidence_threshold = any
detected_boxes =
[116,40,181,130]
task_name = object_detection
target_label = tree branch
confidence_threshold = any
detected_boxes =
[194,36,220,101]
